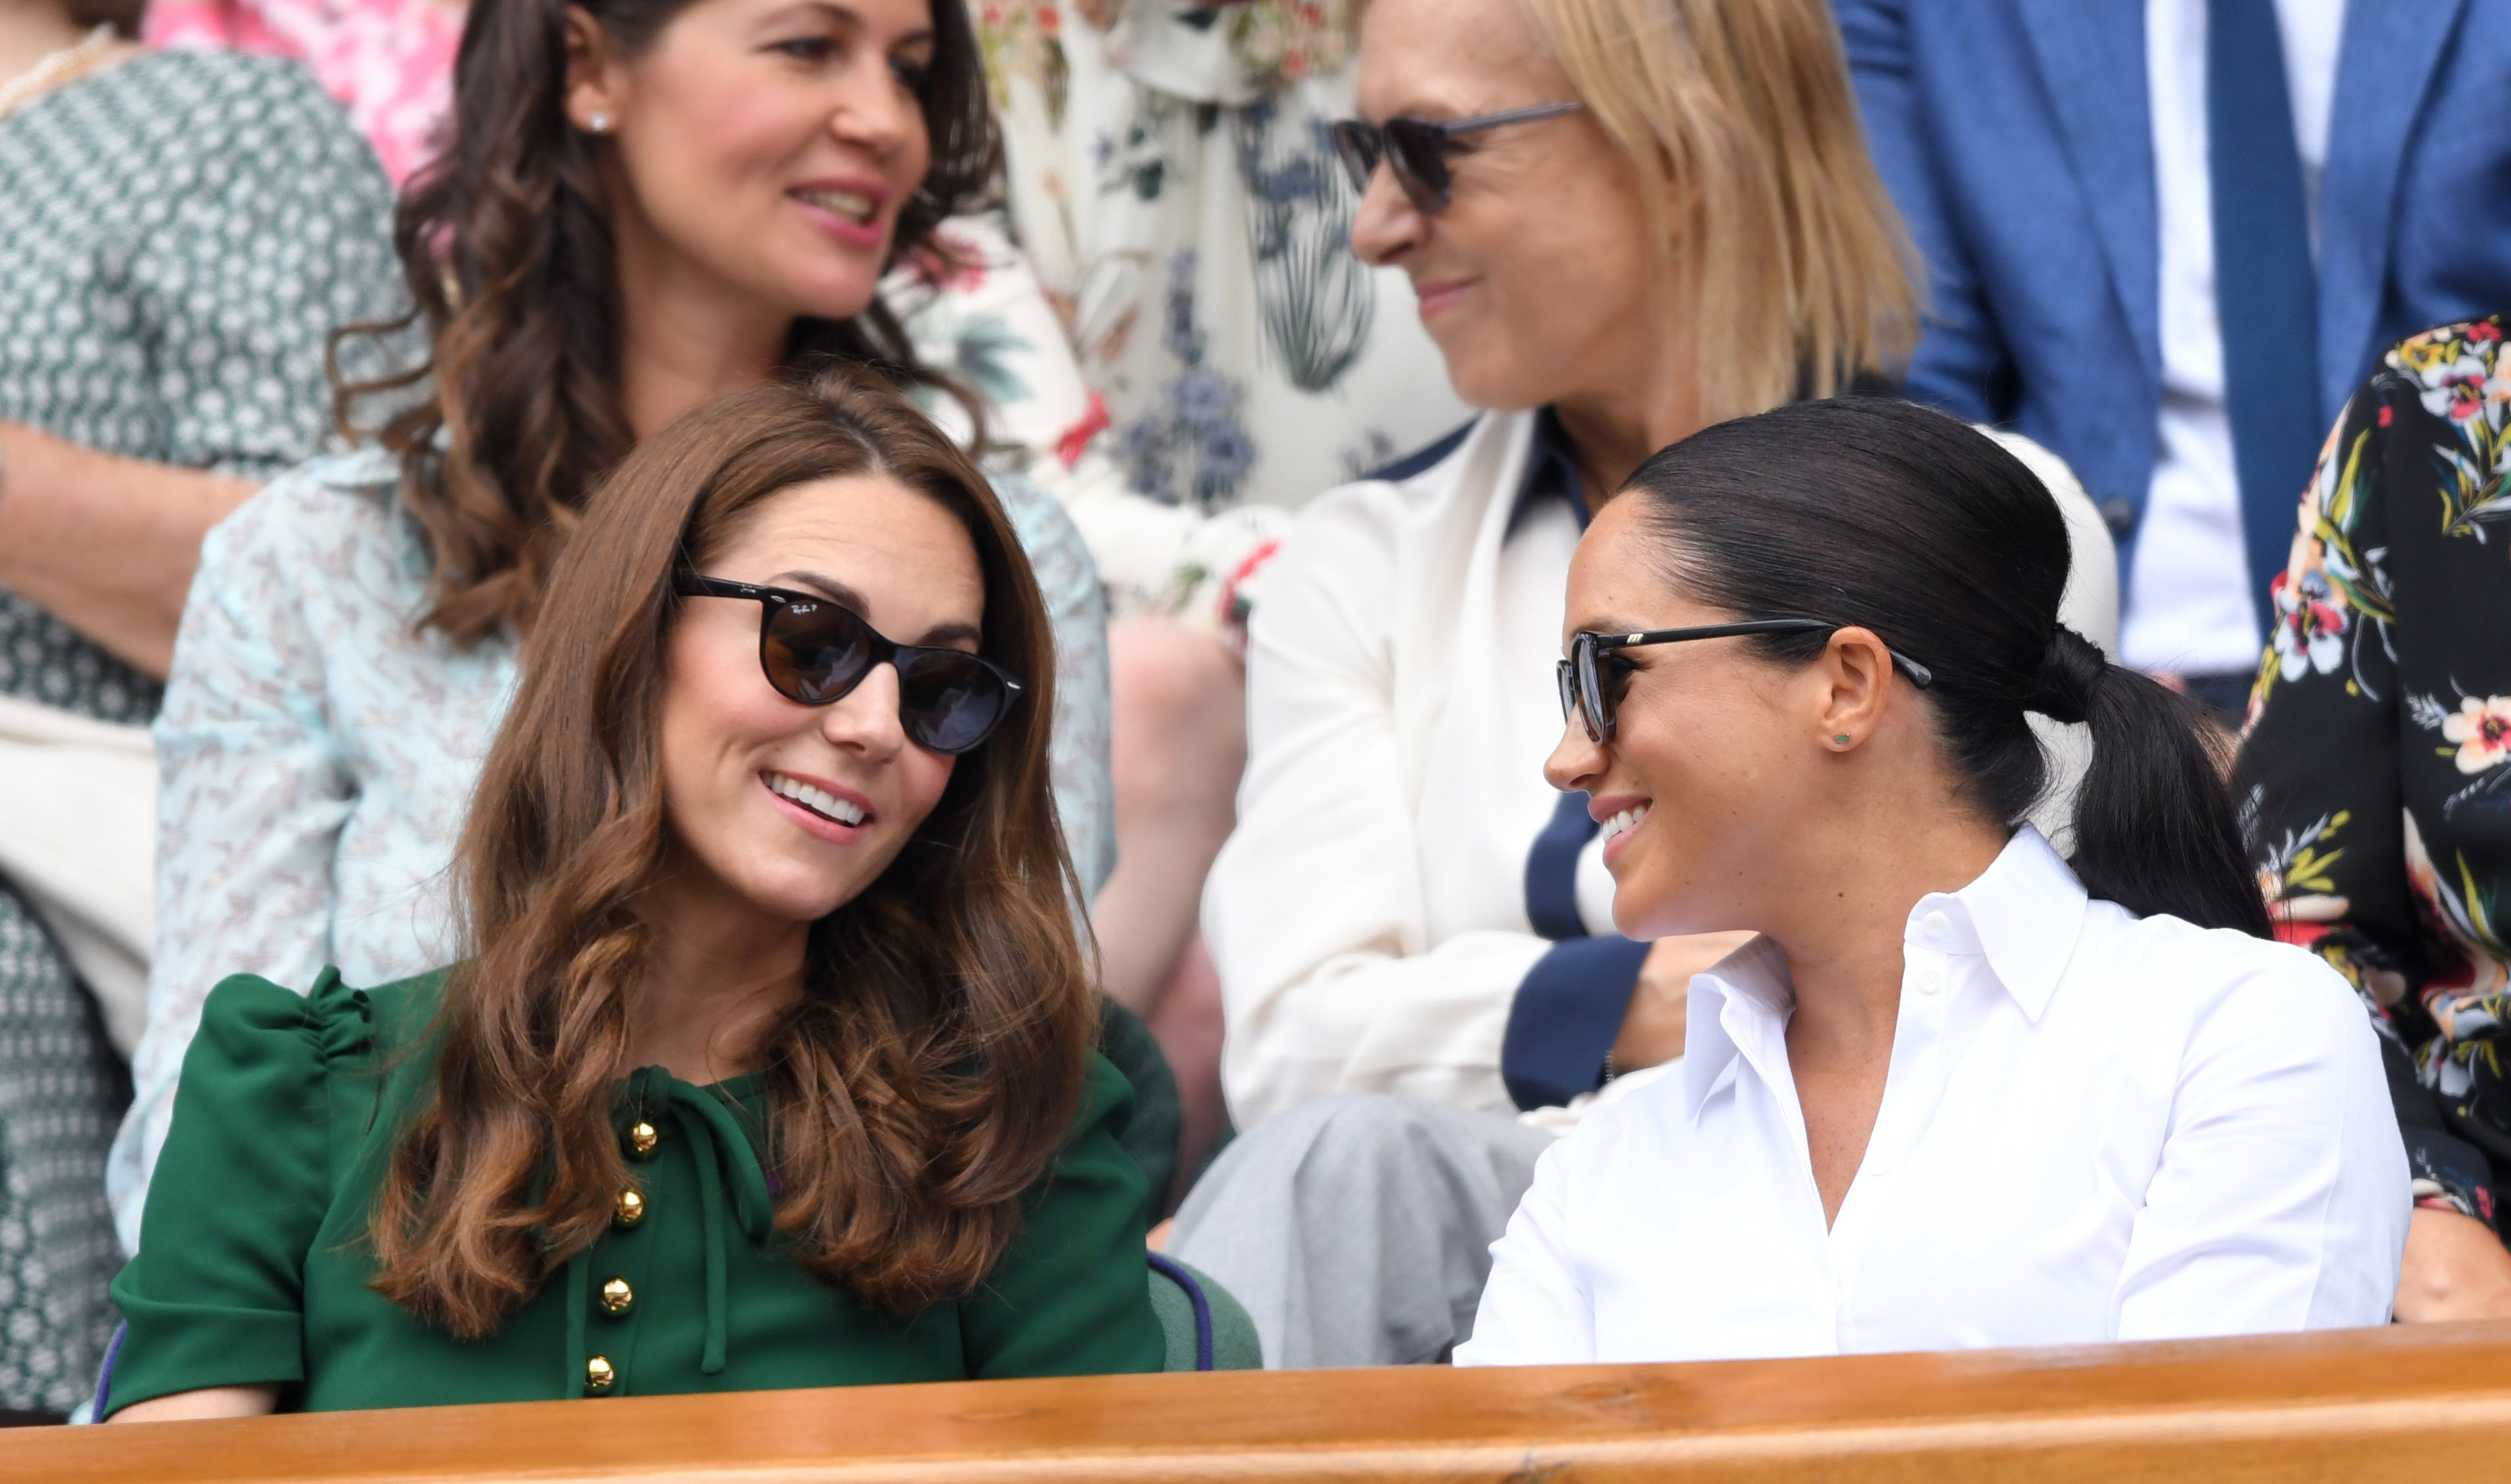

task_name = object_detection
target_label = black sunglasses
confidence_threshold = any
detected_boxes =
[674,574,1023,755]
[1327,100,1586,214]
[1557,620,1936,745]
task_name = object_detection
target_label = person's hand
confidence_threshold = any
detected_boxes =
[1612,932,1755,1073]
[2396,1206,2511,1321]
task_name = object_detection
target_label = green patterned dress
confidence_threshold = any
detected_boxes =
[0,48,401,1415]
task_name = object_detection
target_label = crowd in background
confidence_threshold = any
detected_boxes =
[1,0,2508,1429]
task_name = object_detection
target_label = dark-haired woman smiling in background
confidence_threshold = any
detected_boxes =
[112,0,1136,1240]
[105,376,1162,1419]
[1461,398,2407,1364]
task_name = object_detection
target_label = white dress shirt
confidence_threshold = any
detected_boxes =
[2122,0,2347,675]
[1458,828,2408,1365]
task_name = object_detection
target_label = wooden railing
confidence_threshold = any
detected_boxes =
[19,1322,2511,1482]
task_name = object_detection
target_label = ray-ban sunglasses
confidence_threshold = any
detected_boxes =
[675,574,1023,755]
[1326,101,1586,213]
[1558,620,1936,745]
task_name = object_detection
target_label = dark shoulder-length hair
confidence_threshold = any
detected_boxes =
[335,0,1000,649]
[368,371,1090,1338]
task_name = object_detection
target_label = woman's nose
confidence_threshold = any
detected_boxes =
[1348,165,1425,267]
[831,56,913,154]
[822,663,909,758]
[1544,719,1606,796]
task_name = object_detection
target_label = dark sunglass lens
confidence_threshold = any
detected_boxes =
[1575,640,1611,742]
[1384,118,1452,211]
[763,600,873,705]
[897,650,1012,754]
[1327,121,1380,194]
[1598,654,1635,719]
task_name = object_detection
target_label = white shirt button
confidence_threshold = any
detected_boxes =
[1921,910,1951,939]
[1918,967,1944,996]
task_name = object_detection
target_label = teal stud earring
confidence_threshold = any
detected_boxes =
[1832,734,1851,745]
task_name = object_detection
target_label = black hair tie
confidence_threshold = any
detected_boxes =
[2029,626,2106,725]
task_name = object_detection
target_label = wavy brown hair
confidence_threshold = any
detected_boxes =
[335,0,1001,648]
[367,371,1091,1338]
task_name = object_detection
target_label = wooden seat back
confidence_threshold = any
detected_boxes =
[19,1323,2511,1481]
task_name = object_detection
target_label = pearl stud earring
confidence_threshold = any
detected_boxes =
[586,111,611,133]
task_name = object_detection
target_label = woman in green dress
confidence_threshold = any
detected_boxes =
[103,373,1165,1419]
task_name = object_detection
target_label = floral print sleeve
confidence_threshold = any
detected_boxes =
[2242,316,2511,1230]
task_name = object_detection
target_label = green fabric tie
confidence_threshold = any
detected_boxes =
[615,1068,776,1380]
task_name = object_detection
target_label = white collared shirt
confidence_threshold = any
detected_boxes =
[1457,829,2408,1365]
[2123,0,2347,675]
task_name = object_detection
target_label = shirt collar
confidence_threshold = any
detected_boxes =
[1509,407,1587,533]
[1903,827,2088,1024]
[1678,828,2089,1122]
[1681,933,1795,1122]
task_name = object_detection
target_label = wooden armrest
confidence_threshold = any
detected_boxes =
[24,1323,2511,1482]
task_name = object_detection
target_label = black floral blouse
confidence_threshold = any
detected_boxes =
[2242,316,2511,1233]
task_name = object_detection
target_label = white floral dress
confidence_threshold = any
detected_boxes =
[978,2,1471,582]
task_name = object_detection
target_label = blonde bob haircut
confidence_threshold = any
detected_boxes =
[1515,0,1918,422]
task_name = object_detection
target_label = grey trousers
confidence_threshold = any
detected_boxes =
[1166,1093,1556,1369]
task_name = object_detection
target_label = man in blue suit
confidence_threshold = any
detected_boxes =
[1838,0,2511,715]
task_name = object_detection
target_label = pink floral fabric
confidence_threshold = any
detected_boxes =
[146,0,460,183]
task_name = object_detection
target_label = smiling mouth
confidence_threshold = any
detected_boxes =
[1602,802,1649,845]
[764,771,868,827]
[791,186,879,225]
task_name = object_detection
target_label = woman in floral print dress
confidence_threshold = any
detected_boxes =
[2242,314,2511,1321]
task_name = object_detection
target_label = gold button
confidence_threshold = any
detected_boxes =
[584,1355,615,1393]
[625,1120,660,1159]
[613,1188,646,1228]
[598,1277,635,1317]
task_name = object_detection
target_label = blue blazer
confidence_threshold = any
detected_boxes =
[1838,0,2511,573]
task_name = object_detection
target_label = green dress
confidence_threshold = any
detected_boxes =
[103,969,1165,1414]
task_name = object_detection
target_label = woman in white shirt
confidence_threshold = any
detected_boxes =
[1164,0,2113,1366]
[1459,398,2408,1365]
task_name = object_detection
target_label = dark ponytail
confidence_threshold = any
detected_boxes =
[1620,397,2270,936]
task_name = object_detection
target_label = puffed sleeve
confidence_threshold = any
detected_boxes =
[104,972,356,1414]
[959,1055,1165,1379]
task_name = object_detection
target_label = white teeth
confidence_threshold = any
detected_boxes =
[795,188,876,223]
[1602,804,1650,842]
[768,773,865,826]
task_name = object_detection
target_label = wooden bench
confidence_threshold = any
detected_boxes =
[18,1322,2511,1482]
